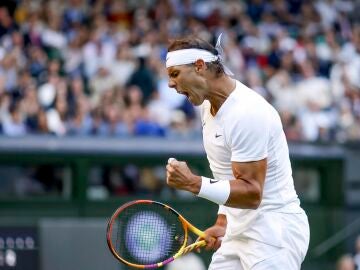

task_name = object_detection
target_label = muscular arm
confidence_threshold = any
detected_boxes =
[166,158,267,209]
[226,158,267,209]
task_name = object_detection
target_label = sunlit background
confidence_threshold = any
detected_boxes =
[0,0,359,269]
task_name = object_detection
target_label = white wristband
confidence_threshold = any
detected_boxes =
[197,177,230,205]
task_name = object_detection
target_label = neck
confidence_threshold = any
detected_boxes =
[208,75,236,116]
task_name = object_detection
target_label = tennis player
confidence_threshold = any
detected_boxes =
[165,34,310,270]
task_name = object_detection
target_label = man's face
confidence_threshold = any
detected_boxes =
[167,64,206,106]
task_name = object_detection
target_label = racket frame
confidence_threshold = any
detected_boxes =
[106,200,206,269]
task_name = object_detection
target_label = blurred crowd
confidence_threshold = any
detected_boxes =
[336,235,360,270]
[0,0,359,142]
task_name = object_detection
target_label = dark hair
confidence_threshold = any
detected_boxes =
[167,36,225,77]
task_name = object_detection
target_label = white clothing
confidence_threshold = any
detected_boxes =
[200,80,309,269]
[165,253,206,270]
[41,28,67,50]
[111,60,136,86]
[209,212,309,270]
[82,41,116,78]
[297,77,332,109]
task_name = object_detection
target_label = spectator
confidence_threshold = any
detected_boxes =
[98,103,129,136]
[63,33,84,77]
[22,82,41,132]
[0,6,17,38]
[127,57,156,104]
[336,254,355,270]
[0,54,18,93]
[266,69,299,113]
[111,43,136,87]
[0,0,357,142]
[82,25,116,79]
[354,235,360,270]
[2,101,26,136]
[34,109,51,135]
[89,64,117,106]
[66,95,92,136]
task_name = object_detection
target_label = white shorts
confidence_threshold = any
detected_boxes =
[208,211,310,270]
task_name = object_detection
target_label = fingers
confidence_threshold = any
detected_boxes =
[166,157,191,190]
[194,236,204,253]
[166,158,176,185]
[197,233,215,251]
[204,236,217,251]
[166,164,174,172]
[168,157,177,165]
[203,236,222,251]
[200,225,226,251]
[168,158,186,168]
[195,235,221,252]
[167,158,177,180]
[213,237,222,250]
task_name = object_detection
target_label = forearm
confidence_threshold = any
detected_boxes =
[194,176,262,209]
[166,158,263,209]
[226,178,262,209]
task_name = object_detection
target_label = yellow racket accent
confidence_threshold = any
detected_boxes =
[173,214,207,259]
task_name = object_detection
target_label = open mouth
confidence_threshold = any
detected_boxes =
[177,90,189,98]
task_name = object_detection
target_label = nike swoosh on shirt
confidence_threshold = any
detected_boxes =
[215,134,222,138]
[210,179,219,184]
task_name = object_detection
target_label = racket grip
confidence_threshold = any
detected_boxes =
[181,240,207,255]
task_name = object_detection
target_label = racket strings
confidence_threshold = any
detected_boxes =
[111,203,185,265]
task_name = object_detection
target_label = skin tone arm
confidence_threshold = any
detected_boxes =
[166,158,267,250]
[166,159,267,209]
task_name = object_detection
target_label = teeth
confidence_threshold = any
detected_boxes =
[177,91,189,97]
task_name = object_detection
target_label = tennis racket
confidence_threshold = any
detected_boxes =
[106,200,208,269]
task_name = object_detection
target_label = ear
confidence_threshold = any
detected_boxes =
[194,59,206,72]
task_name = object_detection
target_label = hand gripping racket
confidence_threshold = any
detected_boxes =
[106,200,208,269]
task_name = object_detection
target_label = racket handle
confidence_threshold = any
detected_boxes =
[181,240,207,255]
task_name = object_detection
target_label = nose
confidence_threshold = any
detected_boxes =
[168,79,176,89]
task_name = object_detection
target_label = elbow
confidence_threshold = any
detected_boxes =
[248,196,261,209]
[231,189,262,209]
[227,180,263,209]
[248,189,262,209]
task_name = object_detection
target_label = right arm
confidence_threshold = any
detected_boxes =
[167,158,266,209]
[202,214,227,251]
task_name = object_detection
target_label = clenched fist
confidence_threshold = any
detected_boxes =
[166,158,201,194]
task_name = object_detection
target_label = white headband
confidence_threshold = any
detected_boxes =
[165,33,234,76]
[165,49,218,68]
